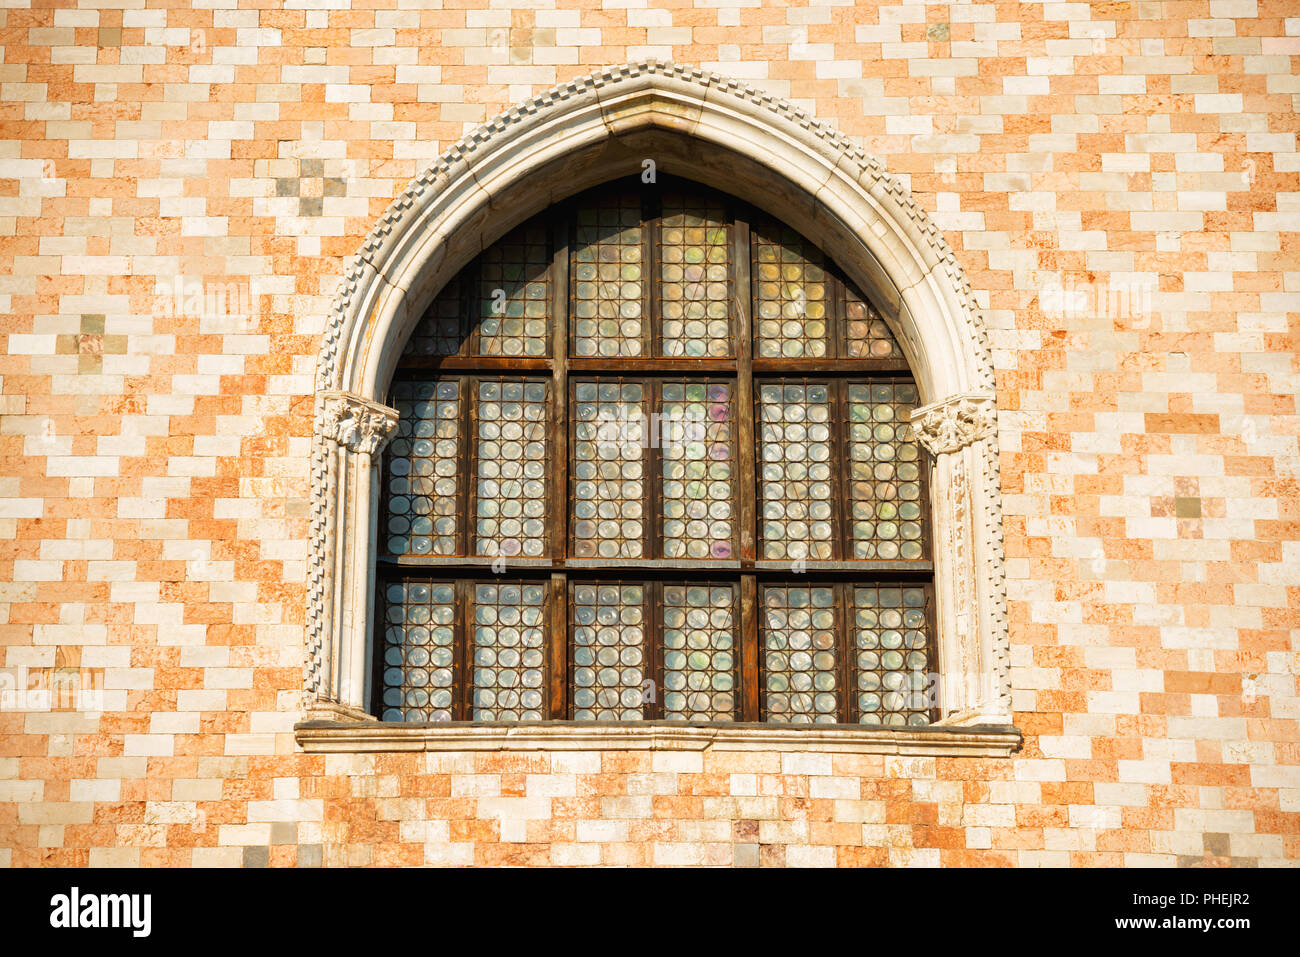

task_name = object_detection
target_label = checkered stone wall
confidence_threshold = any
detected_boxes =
[0,0,1296,867]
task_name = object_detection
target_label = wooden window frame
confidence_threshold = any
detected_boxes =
[374,178,937,727]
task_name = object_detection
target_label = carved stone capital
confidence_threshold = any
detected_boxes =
[910,393,996,455]
[318,391,399,456]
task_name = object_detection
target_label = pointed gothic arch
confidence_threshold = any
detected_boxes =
[303,61,1013,742]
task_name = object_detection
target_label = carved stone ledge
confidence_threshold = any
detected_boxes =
[294,720,1023,758]
[319,390,399,455]
[910,392,996,455]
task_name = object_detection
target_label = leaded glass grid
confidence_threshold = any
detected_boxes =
[571,380,647,559]
[407,276,464,356]
[847,380,927,561]
[379,581,457,722]
[571,192,646,358]
[852,584,934,726]
[752,222,829,359]
[660,381,734,560]
[474,221,551,357]
[471,378,550,559]
[570,581,649,721]
[470,581,548,721]
[659,193,732,357]
[377,178,937,728]
[757,381,835,562]
[661,583,737,722]
[844,286,904,360]
[385,379,462,557]
[760,584,839,723]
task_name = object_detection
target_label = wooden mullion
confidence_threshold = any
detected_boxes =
[376,404,395,560]
[836,580,853,725]
[647,377,661,561]
[733,217,757,567]
[750,358,913,375]
[564,577,577,719]
[566,376,577,561]
[549,571,568,720]
[551,214,570,562]
[397,356,551,373]
[454,577,470,721]
[740,574,759,722]
[567,357,737,375]
[455,377,472,558]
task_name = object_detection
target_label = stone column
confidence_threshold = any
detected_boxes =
[305,391,398,721]
[910,392,1010,725]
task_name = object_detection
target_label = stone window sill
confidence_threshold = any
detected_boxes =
[294,717,1022,757]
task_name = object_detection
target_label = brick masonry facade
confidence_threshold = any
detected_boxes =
[1,0,1297,867]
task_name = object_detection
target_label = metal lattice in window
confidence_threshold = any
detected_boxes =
[661,381,734,560]
[571,582,647,721]
[408,276,463,355]
[847,381,926,561]
[844,287,904,360]
[476,222,550,357]
[473,379,549,559]
[662,584,737,722]
[659,194,731,357]
[571,381,646,559]
[571,193,645,358]
[380,581,456,722]
[470,582,548,721]
[386,380,461,556]
[852,585,933,726]
[760,585,838,723]
[379,179,939,729]
[757,381,834,561]
[752,223,829,359]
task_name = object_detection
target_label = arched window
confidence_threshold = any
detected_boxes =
[373,178,937,727]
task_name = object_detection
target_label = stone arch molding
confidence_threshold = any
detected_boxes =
[305,60,1012,730]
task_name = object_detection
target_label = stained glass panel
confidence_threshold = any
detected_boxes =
[853,585,932,726]
[386,379,461,556]
[758,381,834,562]
[753,223,829,358]
[659,194,731,357]
[661,381,734,560]
[761,585,838,723]
[407,276,463,355]
[470,582,548,721]
[472,379,549,560]
[380,581,456,722]
[662,584,736,721]
[572,381,646,559]
[571,193,645,357]
[571,582,647,721]
[847,381,925,561]
[844,286,904,359]
[475,222,550,357]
